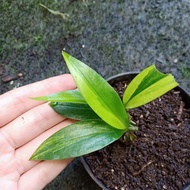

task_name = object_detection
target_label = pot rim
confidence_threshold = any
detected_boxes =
[81,156,109,190]
[106,71,139,81]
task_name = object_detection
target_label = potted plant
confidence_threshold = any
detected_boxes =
[30,52,190,190]
[82,72,190,190]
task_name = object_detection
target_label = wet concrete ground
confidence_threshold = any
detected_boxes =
[0,1,190,189]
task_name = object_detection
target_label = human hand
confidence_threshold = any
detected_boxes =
[0,74,76,190]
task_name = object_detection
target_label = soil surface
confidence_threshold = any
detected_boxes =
[85,80,190,190]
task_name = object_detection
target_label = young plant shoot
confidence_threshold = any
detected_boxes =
[30,52,178,160]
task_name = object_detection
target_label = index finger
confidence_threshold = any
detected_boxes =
[0,74,76,127]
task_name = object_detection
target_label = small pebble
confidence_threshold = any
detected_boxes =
[18,73,23,77]
[173,58,178,63]
[10,81,14,85]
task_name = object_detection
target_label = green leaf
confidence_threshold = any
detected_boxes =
[62,51,129,130]
[50,102,100,120]
[123,65,179,109]
[30,120,125,160]
[32,89,86,104]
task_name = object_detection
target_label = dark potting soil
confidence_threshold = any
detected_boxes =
[85,80,190,190]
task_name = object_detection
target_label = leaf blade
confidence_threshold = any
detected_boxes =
[50,102,100,120]
[32,89,86,104]
[62,52,129,130]
[123,65,179,109]
[30,120,125,160]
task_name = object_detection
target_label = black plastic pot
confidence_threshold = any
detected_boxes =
[81,72,190,190]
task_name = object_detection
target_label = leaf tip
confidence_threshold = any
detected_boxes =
[29,154,36,161]
[30,96,47,102]
[62,51,70,62]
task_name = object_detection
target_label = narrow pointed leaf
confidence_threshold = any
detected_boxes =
[50,102,100,120]
[30,120,125,160]
[32,89,86,104]
[123,65,179,109]
[62,52,129,130]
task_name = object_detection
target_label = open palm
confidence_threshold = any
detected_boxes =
[0,74,76,190]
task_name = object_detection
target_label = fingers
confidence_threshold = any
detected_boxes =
[15,119,74,175]
[18,158,73,190]
[0,74,76,127]
[0,103,66,149]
